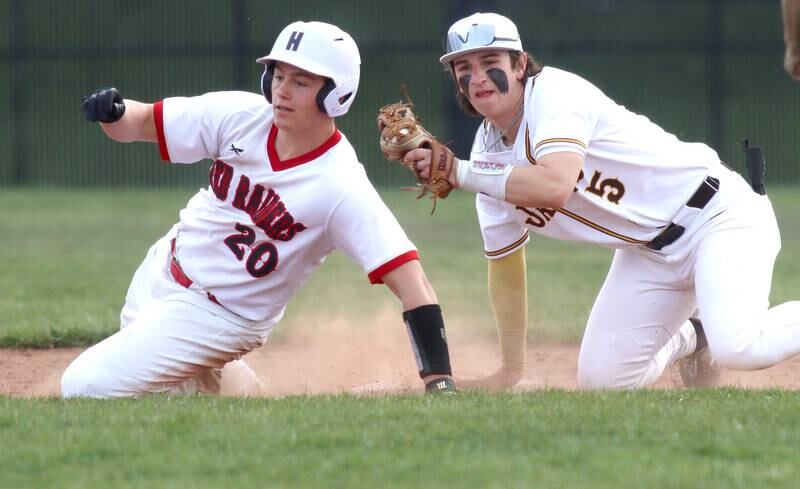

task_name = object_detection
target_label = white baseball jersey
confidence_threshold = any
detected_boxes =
[154,91,418,322]
[464,66,800,391]
[474,66,728,258]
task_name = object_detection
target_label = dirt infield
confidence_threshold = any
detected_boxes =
[2,315,798,397]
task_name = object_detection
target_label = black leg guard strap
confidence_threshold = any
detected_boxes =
[402,304,452,377]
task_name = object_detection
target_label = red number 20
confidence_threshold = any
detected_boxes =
[223,223,278,278]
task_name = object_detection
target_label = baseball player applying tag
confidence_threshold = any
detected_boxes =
[391,12,800,390]
[62,21,456,397]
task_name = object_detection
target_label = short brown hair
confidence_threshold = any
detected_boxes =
[446,51,543,117]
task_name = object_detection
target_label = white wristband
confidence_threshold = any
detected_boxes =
[454,158,513,201]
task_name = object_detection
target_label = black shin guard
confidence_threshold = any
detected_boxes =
[402,304,452,377]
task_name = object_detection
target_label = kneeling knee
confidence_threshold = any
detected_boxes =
[709,345,763,370]
[577,369,617,390]
[706,332,774,370]
[577,360,651,390]
[61,359,113,398]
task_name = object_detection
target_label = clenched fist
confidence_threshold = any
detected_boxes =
[81,87,126,123]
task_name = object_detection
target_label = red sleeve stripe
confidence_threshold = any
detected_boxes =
[153,100,171,162]
[367,250,420,284]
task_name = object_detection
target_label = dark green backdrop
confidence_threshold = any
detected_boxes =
[2,0,797,187]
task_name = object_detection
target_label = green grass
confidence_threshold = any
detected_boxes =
[2,188,799,487]
[1,389,798,488]
[0,189,197,346]
[1,187,799,347]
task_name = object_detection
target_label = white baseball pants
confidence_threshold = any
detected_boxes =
[577,170,800,389]
[61,229,278,398]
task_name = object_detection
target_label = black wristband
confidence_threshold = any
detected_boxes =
[402,304,452,377]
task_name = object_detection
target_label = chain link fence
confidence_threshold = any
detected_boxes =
[2,0,797,187]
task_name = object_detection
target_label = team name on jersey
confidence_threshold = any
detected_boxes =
[209,160,307,242]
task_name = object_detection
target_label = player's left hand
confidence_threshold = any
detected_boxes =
[81,87,126,123]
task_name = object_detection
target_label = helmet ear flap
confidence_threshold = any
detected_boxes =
[263,69,336,115]
[261,63,275,103]
[316,78,336,114]
[263,70,345,117]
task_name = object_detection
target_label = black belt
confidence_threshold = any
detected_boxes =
[645,176,720,251]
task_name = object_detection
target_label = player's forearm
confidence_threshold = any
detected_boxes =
[505,151,585,208]
[504,165,575,209]
[453,151,583,209]
[387,262,454,392]
[488,248,528,376]
[101,100,157,143]
[784,0,800,47]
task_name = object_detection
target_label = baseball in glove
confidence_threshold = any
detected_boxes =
[377,87,457,213]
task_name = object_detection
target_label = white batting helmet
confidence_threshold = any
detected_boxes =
[257,21,360,117]
[440,13,523,65]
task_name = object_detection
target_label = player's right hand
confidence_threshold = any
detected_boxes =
[455,367,523,392]
[81,87,126,123]
[403,147,433,180]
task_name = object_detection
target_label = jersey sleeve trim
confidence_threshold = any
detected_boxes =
[534,137,587,151]
[153,100,171,162]
[485,231,529,259]
[533,138,587,161]
[367,250,420,284]
[535,144,587,160]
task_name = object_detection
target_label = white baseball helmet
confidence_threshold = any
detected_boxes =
[257,21,361,117]
[440,13,523,65]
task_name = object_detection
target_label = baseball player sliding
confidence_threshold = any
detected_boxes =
[61,21,456,397]
[389,12,800,390]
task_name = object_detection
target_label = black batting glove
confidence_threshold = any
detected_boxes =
[81,87,126,123]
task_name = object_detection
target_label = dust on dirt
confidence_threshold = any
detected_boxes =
[2,310,798,397]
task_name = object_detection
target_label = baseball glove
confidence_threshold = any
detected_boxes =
[377,87,456,212]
